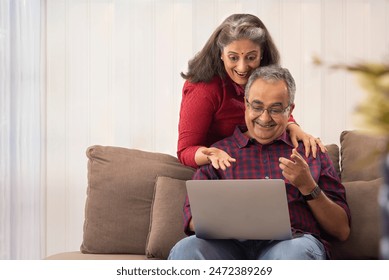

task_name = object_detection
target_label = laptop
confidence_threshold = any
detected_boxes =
[186,179,292,240]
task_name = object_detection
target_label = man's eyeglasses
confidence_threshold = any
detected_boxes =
[245,98,291,117]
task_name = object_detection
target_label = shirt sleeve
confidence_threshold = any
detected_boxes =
[177,81,218,168]
[318,152,352,225]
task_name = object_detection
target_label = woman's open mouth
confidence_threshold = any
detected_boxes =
[234,70,248,78]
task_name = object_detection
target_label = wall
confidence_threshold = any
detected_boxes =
[45,0,389,256]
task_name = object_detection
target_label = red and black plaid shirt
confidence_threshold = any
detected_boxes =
[183,126,351,258]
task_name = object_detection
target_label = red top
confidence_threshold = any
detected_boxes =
[177,75,295,168]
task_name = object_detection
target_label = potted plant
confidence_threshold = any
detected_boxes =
[315,58,389,259]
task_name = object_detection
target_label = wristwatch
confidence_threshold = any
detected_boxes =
[302,184,321,201]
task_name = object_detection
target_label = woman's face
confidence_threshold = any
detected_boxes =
[221,39,262,86]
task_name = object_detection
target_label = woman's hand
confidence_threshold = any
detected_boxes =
[287,123,326,158]
[196,147,236,170]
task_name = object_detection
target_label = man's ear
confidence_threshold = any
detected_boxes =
[289,103,295,116]
[244,96,250,109]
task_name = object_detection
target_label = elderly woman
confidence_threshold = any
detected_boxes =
[177,13,325,170]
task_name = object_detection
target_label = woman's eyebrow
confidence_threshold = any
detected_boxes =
[227,50,259,55]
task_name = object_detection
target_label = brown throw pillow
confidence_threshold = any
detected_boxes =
[331,178,383,259]
[340,130,387,182]
[146,176,188,259]
[80,146,194,255]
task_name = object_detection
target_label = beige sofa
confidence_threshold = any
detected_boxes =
[46,130,386,260]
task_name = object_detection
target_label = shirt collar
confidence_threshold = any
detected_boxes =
[233,125,295,148]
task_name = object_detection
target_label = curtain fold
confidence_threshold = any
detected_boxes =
[0,0,45,259]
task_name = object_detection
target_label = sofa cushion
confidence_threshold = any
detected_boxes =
[340,130,387,182]
[331,178,383,259]
[146,176,188,259]
[80,146,194,255]
[45,251,147,260]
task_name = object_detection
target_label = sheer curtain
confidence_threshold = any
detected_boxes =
[0,0,45,259]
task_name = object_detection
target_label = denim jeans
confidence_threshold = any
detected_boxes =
[168,234,326,260]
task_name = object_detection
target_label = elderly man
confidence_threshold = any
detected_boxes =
[169,65,351,260]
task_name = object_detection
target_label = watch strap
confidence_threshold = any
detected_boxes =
[302,184,321,201]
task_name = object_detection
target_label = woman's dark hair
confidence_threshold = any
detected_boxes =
[181,14,280,83]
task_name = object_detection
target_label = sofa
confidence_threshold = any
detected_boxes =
[45,130,387,260]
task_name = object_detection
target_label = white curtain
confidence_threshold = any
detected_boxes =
[0,0,45,259]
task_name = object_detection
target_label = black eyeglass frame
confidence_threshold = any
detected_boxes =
[245,98,291,117]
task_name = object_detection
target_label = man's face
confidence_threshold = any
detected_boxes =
[221,39,261,86]
[245,78,294,144]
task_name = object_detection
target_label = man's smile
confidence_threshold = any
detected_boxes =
[254,120,277,128]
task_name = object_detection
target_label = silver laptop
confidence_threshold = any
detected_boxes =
[186,179,292,240]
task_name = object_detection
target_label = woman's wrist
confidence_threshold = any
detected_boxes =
[194,146,209,166]
[286,122,299,131]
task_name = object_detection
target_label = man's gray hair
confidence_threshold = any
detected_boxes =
[245,65,296,104]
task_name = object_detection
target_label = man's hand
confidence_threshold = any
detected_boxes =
[278,149,316,194]
[279,149,350,241]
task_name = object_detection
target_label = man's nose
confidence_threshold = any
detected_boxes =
[259,109,272,121]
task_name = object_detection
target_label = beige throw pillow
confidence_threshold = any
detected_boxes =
[340,130,387,182]
[146,176,188,259]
